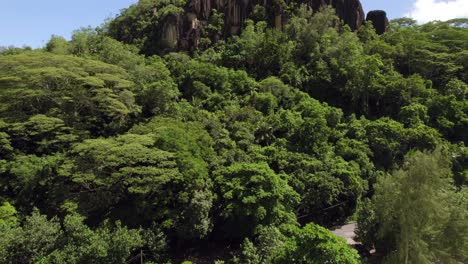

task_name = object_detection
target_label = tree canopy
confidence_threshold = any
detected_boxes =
[0,2,466,263]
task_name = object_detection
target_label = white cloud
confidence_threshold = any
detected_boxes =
[406,0,468,23]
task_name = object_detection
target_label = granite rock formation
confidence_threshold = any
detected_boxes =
[366,10,389,35]
[306,0,366,29]
[110,0,385,53]
[177,0,367,50]
[216,0,366,34]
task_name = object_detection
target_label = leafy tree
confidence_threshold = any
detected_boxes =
[0,209,62,263]
[44,213,143,264]
[0,52,140,136]
[59,133,182,227]
[106,0,186,54]
[0,202,17,228]
[399,103,429,127]
[139,79,180,116]
[270,223,360,264]
[7,114,79,154]
[214,162,299,239]
[130,118,216,239]
[0,121,13,158]
[0,1,467,262]
[357,149,467,263]
[222,20,293,79]
[0,153,66,215]
[297,156,366,225]
[45,35,70,55]
[427,93,468,143]
[0,210,143,264]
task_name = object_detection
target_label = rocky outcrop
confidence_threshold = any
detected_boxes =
[216,0,276,34]
[161,14,183,50]
[189,0,212,19]
[366,10,389,35]
[310,0,365,30]
[157,0,380,51]
[332,0,365,31]
[311,0,329,12]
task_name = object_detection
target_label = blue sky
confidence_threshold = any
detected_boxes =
[0,0,466,48]
[0,0,138,48]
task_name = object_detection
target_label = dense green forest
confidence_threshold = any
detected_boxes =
[0,1,467,263]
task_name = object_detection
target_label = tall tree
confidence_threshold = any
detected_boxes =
[357,148,467,263]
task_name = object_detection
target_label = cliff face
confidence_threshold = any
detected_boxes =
[171,0,370,50]
[175,0,279,50]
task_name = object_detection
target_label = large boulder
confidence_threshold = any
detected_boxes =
[332,0,365,31]
[366,10,389,34]
[310,0,365,30]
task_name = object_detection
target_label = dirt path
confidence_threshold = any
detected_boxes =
[331,223,358,245]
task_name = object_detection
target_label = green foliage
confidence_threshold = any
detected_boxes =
[0,209,62,263]
[222,20,293,80]
[240,238,262,264]
[0,52,140,136]
[270,223,360,264]
[8,114,79,154]
[0,153,66,214]
[107,0,186,54]
[130,118,216,239]
[1,2,467,263]
[239,225,287,264]
[0,202,17,228]
[0,210,143,264]
[214,162,299,239]
[452,144,468,186]
[357,149,467,263]
[45,35,70,54]
[59,133,182,227]
[427,92,468,142]
[45,214,143,263]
